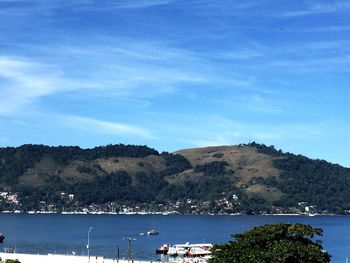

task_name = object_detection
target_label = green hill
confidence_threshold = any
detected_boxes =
[1,143,350,214]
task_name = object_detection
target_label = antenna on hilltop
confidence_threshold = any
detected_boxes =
[230,130,234,146]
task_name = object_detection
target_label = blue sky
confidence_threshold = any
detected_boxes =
[1,0,350,166]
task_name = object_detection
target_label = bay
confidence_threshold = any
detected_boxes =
[0,214,349,262]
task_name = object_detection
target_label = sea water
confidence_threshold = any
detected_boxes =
[0,214,349,262]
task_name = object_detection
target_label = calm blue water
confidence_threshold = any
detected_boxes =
[0,214,349,262]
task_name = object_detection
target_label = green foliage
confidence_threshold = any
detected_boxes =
[76,165,95,174]
[210,223,331,263]
[193,161,238,199]
[212,153,224,158]
[266,155,350,212]
[249,142,284,157]
[5,259,21,263]
[194,161,228,174]
[156,161,242,203]
[240,195,270,215]
[85,144,159,160]
[75,171,132,203]
[160,152,192,175]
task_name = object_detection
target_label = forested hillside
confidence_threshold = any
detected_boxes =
[1,143,350,214]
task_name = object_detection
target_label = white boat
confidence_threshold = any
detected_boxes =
[167,243,213,257]
[168,246,188,256]
[187,247,212,257]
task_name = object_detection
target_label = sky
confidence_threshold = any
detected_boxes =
[0,0,350,166]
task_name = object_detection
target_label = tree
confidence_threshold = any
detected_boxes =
[210,223,331,263]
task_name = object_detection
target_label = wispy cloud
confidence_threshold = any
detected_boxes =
[0,1,35,9]
[210,49,264,61]
[227,39,350,73]
[190,136,231,148]
[0,57,62,115]
[7,37,256,98]
[91,0,176,9]
[181,115,327,149]
[62,115,153,139]
[0,39,207,115]
[297,26,350,33]
[180,0,262,17]
[282,1,350,17]
[0,0,176,13]
[262,55,350,73]
[0,0,178,20]
[0,56,98,115]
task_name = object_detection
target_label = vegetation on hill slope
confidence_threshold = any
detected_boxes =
[1,143,350,214]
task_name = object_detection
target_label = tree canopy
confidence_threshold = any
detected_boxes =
[210,223,331,263]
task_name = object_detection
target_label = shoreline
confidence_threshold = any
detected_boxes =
[0,252,153,263]
[0,211,340,216]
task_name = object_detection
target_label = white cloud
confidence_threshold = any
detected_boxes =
[62,115,153,139]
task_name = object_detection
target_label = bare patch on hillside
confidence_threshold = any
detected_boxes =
[19,157,63,187]
[176,145,280,184]
[96,155,166,175]
[58,160,99,183]
[175,145,234,167]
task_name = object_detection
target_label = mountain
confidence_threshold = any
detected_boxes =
[1,143,350,214]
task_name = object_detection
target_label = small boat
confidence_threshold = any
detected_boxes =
[308,213,317,217]
[147,229,159,235]
[0,233,5,243]
[156,243,169,254]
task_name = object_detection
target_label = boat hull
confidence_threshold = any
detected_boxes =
[156,249,168,254]
[156,244,169,254]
